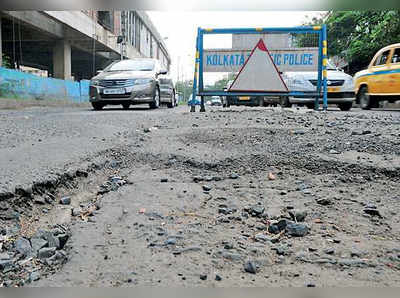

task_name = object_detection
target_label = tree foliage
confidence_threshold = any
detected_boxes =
[212,73,236,90]
[175,80,193,102]
[1,54,13,68]
[302,11,400,74]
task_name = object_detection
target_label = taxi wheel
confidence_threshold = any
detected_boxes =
[359,87,370,110]
[370,100,380,109]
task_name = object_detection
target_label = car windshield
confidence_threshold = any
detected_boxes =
[104,60,155,72]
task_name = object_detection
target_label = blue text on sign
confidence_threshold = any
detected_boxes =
[205,53,314,67]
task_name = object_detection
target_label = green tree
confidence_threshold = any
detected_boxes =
[212,73,236,90]
[175,80,193,102]
[1,54,12,68]
[301,11,400,74]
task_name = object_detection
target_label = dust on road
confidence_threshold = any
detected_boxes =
[0,105,399,286]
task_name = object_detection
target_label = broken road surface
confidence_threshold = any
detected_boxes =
[0,105,399,286]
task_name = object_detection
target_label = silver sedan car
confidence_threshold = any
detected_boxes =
[89,58,176,110]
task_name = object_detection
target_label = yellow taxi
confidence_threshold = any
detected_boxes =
[354,43,400,109]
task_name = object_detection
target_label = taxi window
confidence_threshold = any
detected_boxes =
[374,50,390,66]
[391,48,400,64]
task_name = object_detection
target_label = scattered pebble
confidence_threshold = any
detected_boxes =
[59,196,71,205]
[244,261,257,274]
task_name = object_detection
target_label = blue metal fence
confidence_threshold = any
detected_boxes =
[0,67,90,102]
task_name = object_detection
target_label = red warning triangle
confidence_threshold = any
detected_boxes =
[228,39,288,92]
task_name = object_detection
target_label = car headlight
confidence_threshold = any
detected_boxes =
[343,77,354,88]
[124,79,135,86]
[286,77,308,87]
[134,78,153,84]
[292,78,307,85]
[90,80,100,86]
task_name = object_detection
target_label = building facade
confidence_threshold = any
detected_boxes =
[0,11,171,81]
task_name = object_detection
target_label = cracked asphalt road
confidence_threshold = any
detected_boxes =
[0,105,182,194]
[1,104,400,286]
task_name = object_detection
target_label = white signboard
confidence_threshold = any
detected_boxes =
[229,39,288,92]
[203,47,319,72]
[232,33,292,50]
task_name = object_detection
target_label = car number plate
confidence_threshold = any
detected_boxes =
[103,88,125,95]
[239,96,250,100]
[327,87,340,92]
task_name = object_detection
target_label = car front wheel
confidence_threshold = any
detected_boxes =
[280,96,292,108]
[92,102,104,110]
[338,102,352,111]
[306,103,314,110]
[167,92,175,108]
[149,87,160,109]
[224,97,231,108]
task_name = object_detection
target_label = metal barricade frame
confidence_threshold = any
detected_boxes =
[190,25,328,112]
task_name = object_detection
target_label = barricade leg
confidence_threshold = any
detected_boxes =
[200,96,206,112]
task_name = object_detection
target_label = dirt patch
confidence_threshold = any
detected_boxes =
[0,105,399,286]
[0,98,90,110]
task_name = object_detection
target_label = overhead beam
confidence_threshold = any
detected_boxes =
[3,11,64,38]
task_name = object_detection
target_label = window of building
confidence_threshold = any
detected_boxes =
[135,16,141,50]
[97,11,114,32]
[150,37,153,57]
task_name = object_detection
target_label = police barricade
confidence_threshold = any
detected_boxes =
[189,26,328,112]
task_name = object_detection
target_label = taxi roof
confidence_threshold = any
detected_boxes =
[379,43,400,52]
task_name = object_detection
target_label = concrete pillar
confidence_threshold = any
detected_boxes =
[0,18,3,67]
[53,40,72,80]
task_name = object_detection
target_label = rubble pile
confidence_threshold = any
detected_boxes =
[0,225,70,287]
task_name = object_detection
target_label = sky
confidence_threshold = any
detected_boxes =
[147,11,325,85]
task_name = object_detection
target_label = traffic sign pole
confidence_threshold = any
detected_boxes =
[190,28,201,112]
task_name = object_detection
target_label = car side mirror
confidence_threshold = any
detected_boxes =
[158,69,168,75]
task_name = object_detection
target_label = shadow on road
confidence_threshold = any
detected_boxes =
[87,105,171,112]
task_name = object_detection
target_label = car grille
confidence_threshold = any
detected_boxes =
[327,92,355,98]
[309,79,344,87]
[100,93,132,99]
[99,79,135,87]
